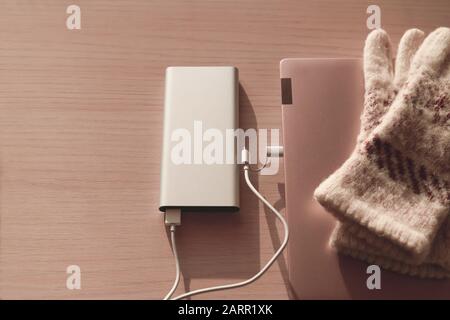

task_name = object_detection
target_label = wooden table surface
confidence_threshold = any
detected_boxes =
[0,0,448,299]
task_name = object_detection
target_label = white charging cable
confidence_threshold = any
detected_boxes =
[163,148,289,300]
[163,209,181,300]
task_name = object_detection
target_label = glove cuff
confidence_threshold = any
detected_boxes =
[314,150,448,260]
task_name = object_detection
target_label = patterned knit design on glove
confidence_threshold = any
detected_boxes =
[314,27,450,278]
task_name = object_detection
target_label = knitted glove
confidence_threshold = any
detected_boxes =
[321,28,450,278]
[329,28,450,278]
[321,28,425,266]
[314,27,450,268]
[327,29,450,278]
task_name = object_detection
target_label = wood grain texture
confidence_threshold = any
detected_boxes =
[0,0,448,299]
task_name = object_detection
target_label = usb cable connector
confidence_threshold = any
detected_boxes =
[165,208,181,226]
[163,208,181,300]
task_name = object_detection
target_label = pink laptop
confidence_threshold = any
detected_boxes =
[281,58,450,299]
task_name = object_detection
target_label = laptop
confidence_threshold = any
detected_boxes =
[280,58,450,299]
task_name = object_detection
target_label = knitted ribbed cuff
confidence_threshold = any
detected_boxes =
[330,225,450,279]
[334,222,420,264]
[314,152,448,261]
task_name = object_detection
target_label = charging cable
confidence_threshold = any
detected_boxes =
[163,208,181,300]
[163,148,288,300]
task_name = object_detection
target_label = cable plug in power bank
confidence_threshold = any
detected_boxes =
[159,66,239,212]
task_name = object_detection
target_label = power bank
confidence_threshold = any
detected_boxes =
[159,67,239,212]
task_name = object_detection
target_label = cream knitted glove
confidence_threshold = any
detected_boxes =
[314,27,450,276]
[331,29,450,278]
[328,28,450,278]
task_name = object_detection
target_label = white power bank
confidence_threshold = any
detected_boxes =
[159,67,239,212]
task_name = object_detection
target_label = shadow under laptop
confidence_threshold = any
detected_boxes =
[169,84,263,296]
